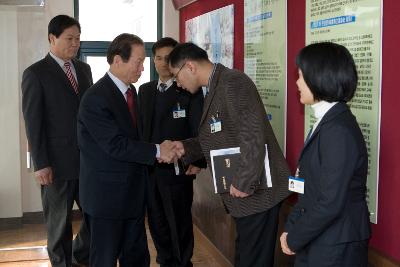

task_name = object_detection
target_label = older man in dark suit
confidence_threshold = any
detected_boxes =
[78,33,177,267]
[167,42,291,267]
[21,15,92,267]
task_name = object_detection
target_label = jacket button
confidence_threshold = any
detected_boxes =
[300,208,305,213]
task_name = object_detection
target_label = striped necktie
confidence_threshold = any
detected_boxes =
[159,83,167,92]
[64,62,79,94]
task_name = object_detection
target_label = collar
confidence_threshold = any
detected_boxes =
[49,52,73,69]
[311,101,338,120]
[107,71,130,97]
[205,63,217,95]
[310,101,338,134]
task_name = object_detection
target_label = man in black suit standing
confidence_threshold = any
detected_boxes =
[21,15,92,267]
[138,37,204,267]
[78,33,178,267]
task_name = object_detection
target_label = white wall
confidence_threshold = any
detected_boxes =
[163,0,179,39]
[0,1,73,218]
[18,1,74,214]
[0,6,22,218]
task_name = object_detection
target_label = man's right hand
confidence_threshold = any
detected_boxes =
[159,140,178,163]
[172,141,185,158]
[34,167,53,185]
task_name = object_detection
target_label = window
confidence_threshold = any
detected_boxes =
[75,0,162,88]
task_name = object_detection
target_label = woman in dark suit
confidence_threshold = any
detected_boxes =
[280,42,371,267]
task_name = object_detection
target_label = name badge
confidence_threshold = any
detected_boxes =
[173,102,186,118]
[210,115,222,133]
[173,109,186,118]
[288,176,304,194]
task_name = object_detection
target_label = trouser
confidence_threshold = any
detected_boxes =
[233,204,281,267]
[294,239,369,267]
[147,174,194,267]
[41,179,90,267]
[85,213,149,267]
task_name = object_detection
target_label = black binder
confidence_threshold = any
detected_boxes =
[211,152,241,193]
[210,145,272,194]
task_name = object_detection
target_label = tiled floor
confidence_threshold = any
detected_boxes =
[0,220,228,267]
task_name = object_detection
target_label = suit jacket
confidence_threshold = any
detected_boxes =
[21,53,93,180]
[138,80,204,184]
[285,102,371,252]
[78,73,157,219]
[182,64,291,218]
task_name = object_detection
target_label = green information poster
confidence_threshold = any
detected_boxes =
[244,0,287,152]
[305,0,382,223]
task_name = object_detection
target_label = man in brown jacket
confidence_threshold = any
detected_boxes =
[167,42,291,267]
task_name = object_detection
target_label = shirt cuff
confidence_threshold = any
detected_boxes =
[156,144,160,158]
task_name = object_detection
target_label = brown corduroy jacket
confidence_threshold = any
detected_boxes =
[182,63,291,218]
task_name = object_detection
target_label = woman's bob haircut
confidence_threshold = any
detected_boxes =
[296,42,358,103]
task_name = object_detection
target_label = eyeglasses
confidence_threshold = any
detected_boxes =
[173,62,187,81]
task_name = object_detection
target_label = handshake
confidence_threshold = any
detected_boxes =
[158,140,185,164]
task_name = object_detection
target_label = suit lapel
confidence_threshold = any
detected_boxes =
[132,84,140,134]
[298,102,349,161]
[102,74,135,131]
[147,81,158,130]
[44,54,79,97]
[72,58,89,94]
[141,81,158,140]
[199,64,223,126]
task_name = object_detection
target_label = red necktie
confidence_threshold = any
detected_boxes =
[126,88,137,126]
[64,62,79,94]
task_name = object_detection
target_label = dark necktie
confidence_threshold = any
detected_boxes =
[64,62,79,94]
[126,88,137,127]
[159,83,167,92]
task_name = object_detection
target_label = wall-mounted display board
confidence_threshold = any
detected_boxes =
[244,0,287,152]
[185,4,234,68]
[305,0,382,223]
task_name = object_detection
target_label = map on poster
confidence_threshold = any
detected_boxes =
[185,5,234,68]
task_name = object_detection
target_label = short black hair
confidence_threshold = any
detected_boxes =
[152,37,178,55]
[48,15,81,42]
[168,42,209,68]
[296,42,358,102]
[107,33,144,64]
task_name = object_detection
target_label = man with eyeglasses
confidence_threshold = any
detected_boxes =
[167,42,291,267]
[138,37,204,267]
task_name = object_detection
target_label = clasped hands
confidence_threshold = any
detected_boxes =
[158,140,201,175]
[159,140,185,164]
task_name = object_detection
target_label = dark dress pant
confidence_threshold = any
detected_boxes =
[147,173,194,267]
[294,239,369,267]
[85,213,150,267]
[233,203,280,267]
[41,179,90,267]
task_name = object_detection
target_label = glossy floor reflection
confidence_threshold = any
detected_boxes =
[0,220,229,267]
